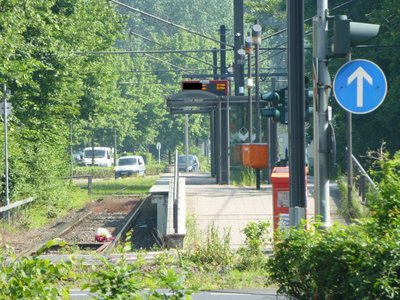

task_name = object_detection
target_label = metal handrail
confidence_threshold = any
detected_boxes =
[352,154,377,204]
[0,197,34,213]
[352,155,376,189]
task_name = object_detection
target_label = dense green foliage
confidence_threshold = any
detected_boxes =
[268,151,400,299]
[0,0,232,221]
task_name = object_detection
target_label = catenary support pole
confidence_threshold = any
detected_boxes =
[313,0,331,227]
[253,22,262,190]
[245,34,253,143]
[220,25,229,184]
[288,0,307,226]
[234,0,245,96]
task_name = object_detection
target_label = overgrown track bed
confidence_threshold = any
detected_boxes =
[32,196,143,255]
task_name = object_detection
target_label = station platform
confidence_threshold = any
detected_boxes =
[181,173,345,249]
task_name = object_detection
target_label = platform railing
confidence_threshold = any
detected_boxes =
[352,154,376,205]
[0,197,34,224]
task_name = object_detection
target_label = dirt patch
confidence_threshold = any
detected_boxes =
[87,196,140,213]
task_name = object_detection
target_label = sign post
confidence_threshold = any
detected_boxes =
[156,142,161,165]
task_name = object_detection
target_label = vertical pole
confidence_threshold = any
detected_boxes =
[114,127,117,166]
[91,131,94,167]
[220,25,227,78]
[210,111,215,178]
[213,48,218,79]
[347,112,352,215]
[288,0,306,226]
[269,78,278,174]
[185,114,189,172]
[245,34,253,143]
[70,121,73,179]
[347,53,353,216]
[220,25,229,184]
[88,175,92,195]
[234,0,245,95]
[253,23,261,141]
[211,48,218,178]
[3,85,10,223]
[218,99,222,183]
[313,0,331,227]
[253,22,262,190]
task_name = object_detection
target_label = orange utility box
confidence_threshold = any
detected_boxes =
[241,143,250,166]
[242,143,268,169]
[270,167,290,230]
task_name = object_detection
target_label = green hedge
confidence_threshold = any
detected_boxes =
[72,166,114,179]
[267,151,400,299]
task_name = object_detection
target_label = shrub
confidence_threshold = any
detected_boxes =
[237,221,270,271]
[84,256,193,299]
[0,247,73,300]
[145,161,167,176]
[183,221,234,271]
[72,166,114,179]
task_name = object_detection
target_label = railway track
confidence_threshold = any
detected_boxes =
[28,195,151,256]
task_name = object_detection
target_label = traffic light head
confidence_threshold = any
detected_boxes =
[260,89,287,124]
[261,107,280,119]
[261,91,280,104]
[332,15,380,57]
[305,89,313,122]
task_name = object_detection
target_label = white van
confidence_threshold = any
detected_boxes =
[81,147,113,167]
[115,156,145,178]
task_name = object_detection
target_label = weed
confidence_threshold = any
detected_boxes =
[237,221,271,271]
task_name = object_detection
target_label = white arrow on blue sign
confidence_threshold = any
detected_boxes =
[333,59,387,114]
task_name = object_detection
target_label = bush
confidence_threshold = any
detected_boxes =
[237,221,270,271]
[72,166,114,178]
[84,255,193,299]
[0,247,73,299]
[268,151,400,299]
[183,219,233,272]
[146,162,167,176]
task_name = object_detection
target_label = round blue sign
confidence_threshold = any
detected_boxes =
[333,59,387,114]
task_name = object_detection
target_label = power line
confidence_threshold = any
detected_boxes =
[109,0,233,48]
[261,0,356,41]
[142,53,186,71]
[77,49,232,55]
[129,31,216,68]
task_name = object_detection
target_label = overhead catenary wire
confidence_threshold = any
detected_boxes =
[129,31,217,69]
[261,0,356,41]
[109,0,233,48]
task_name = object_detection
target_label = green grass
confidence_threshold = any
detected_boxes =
[9,176,159,229]
[75,176,159,198]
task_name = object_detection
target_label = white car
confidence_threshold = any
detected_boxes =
[115,156,145,178]
[81,147,113,167]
